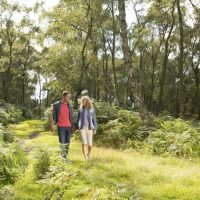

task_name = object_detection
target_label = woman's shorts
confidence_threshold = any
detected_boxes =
[80,127,94,146]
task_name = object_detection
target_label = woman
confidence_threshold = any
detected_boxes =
[77,96,97,160]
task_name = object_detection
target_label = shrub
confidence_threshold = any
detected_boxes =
[33,148,50,180]
[0,104,23,126]
[0,143,28,184]
[43,107,52,131]
[96,110,149,149]
[96,120,126,148]
[95,102,119,124]
[0,125,15,143]
[22,108,33,119]
[0,185,13,200]
[148,119,200,158]
[6,104,23,123]
[2,130,15,143]
[153,115,174,129]
[0,108,9,126]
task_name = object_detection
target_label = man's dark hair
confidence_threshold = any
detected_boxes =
[63,91,71,97]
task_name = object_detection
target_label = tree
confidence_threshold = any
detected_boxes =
[118,0,153,126]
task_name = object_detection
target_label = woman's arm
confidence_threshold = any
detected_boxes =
[76,109,80,129]
[92,109,97,130]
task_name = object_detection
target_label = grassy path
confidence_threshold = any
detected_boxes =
[10,120,200,200]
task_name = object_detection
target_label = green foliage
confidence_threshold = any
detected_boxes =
[3,119,200,200]
[0,128,15,143]
[22,108,34,119]
[33,148,51,180]
[0,108,9,126]
[43,107,52,131]
[0,124,15,143]
[96,110,149,149]
[153,115,175,129]
[148,119,200,158]
[0,143,28,185]
[95,102,119,123]
[0,185,13,200]
[118,110,142,126]
[0,104,23,126]
[0,1,40,108]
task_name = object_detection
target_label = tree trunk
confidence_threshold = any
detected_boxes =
[75,0,92,107]
[73,87,84,109]
[191,60,200,119]
[157,1,175,114]
[38,73,42,118]
[102,49,108,102]
[109,1,121,105]
[118,0,153,126]
[176,0,184,116]
[4,42,13,102]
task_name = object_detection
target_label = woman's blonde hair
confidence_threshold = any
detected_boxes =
[80,96,93,109]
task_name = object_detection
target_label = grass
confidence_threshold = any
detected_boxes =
[9,120,45,138]
[2,120,200,199]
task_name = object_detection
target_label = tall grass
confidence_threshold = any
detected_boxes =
[1,120,200,200]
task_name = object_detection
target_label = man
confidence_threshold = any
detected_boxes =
[51,91,73,162]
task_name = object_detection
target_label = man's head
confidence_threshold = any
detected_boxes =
[62,91,71,103]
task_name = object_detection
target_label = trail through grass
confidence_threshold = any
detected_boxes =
[9,120,200,200]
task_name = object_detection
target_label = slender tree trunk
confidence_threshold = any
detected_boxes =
[46,90,49,108]
[150,30,165,113]
[157,1,175,114]
[4,42,13,102]
[118,0,153,126]
[176,0,184,116]
[102,49,110,102]
[102,55,108,102]
[38,73,42,118]
[22,71,25,116]
[109,1,121,105]
[93,46,100,101]
[191,60,200,119]
[95,65,100,101]
[74,0,92,108]
[73,86,84,109]
[150,50,159,113]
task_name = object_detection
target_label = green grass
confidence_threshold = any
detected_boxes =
[10,120,45,138]
[3,120,200,199]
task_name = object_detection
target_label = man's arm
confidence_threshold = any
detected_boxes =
[70,106,75,131]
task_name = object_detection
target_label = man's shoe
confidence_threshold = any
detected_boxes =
[64,158,73,164]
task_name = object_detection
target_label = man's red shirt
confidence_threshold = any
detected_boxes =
[57,102,71,127]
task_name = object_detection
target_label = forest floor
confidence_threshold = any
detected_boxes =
[8,120,200,200]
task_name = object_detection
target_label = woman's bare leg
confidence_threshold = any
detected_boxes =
[82,144,88,159]
[87,146,92,159]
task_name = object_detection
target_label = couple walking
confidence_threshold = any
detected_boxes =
[51,91,97,162]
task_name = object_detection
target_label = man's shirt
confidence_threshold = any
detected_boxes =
[57,102,71,127]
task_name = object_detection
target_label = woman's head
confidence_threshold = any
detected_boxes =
[80,96,93,109]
